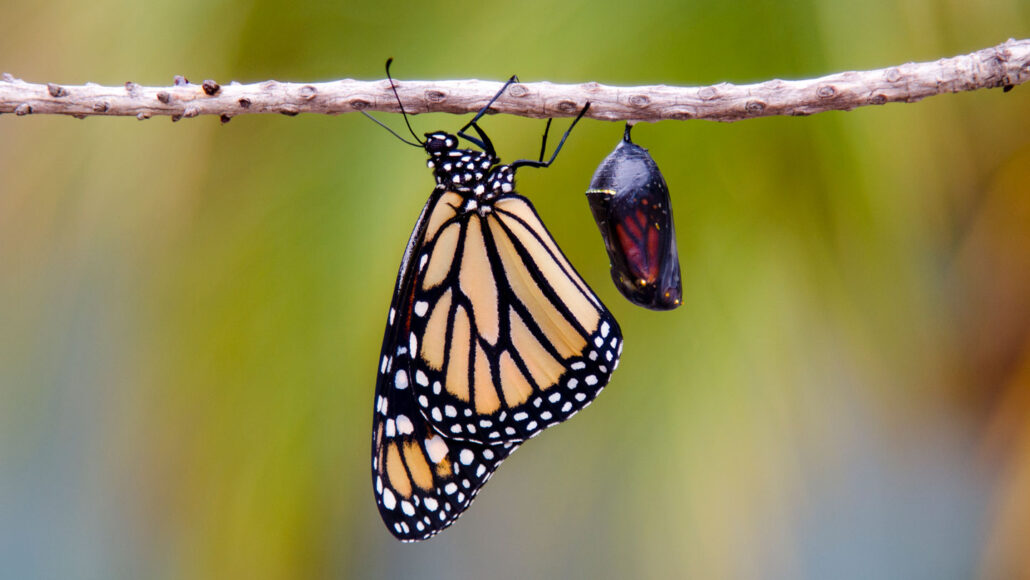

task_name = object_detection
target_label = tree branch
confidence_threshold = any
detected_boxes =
[2,39,1027,124]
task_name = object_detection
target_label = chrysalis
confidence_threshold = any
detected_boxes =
[586,124,682,310]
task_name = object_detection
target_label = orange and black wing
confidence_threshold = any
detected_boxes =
[371,189,520,541]
[372,359,516,541]
[407,193,622,443]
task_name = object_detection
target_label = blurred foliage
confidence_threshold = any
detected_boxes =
[2,0,1030,578]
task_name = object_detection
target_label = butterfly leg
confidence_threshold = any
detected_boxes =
[511,102,591,170]
[457,75,520,158]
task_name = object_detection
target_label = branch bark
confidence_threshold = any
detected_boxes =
[2,39,1028,124]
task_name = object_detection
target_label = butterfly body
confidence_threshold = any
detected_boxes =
[372,130,622,541]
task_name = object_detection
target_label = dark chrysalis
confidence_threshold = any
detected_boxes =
[586,124,682,310]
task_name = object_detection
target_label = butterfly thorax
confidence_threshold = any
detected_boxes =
[424,132,515,210]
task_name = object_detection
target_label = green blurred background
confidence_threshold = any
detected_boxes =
[3,1,1030,578]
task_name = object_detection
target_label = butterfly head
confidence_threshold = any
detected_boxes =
[423,132,458,158]
[424,132,495,193]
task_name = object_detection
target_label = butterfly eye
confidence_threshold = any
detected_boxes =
[586,123,682,310]
[424,133,453,156]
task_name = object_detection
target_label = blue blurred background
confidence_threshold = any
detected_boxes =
[2,1,1030,578]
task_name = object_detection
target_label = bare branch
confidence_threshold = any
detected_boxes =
[2,39,1028,124]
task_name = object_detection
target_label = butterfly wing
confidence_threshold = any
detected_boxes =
[372,365,517,541]
[408,193,623,443]
[372,189,520,542]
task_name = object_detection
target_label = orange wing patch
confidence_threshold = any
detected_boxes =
[385,442,413,498]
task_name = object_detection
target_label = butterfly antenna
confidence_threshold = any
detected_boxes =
[361,58,423,147]
[385,58,423,146]
[361,111,421,147]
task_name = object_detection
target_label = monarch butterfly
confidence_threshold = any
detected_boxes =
[367,63,623,541]
[586,123,682,310]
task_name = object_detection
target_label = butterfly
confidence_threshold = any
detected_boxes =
[367,62,623,541]
[586,123,682,310]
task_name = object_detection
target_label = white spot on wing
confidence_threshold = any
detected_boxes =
[414,301,429,317]
[425,435,449,463]
[396,415,414,435]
